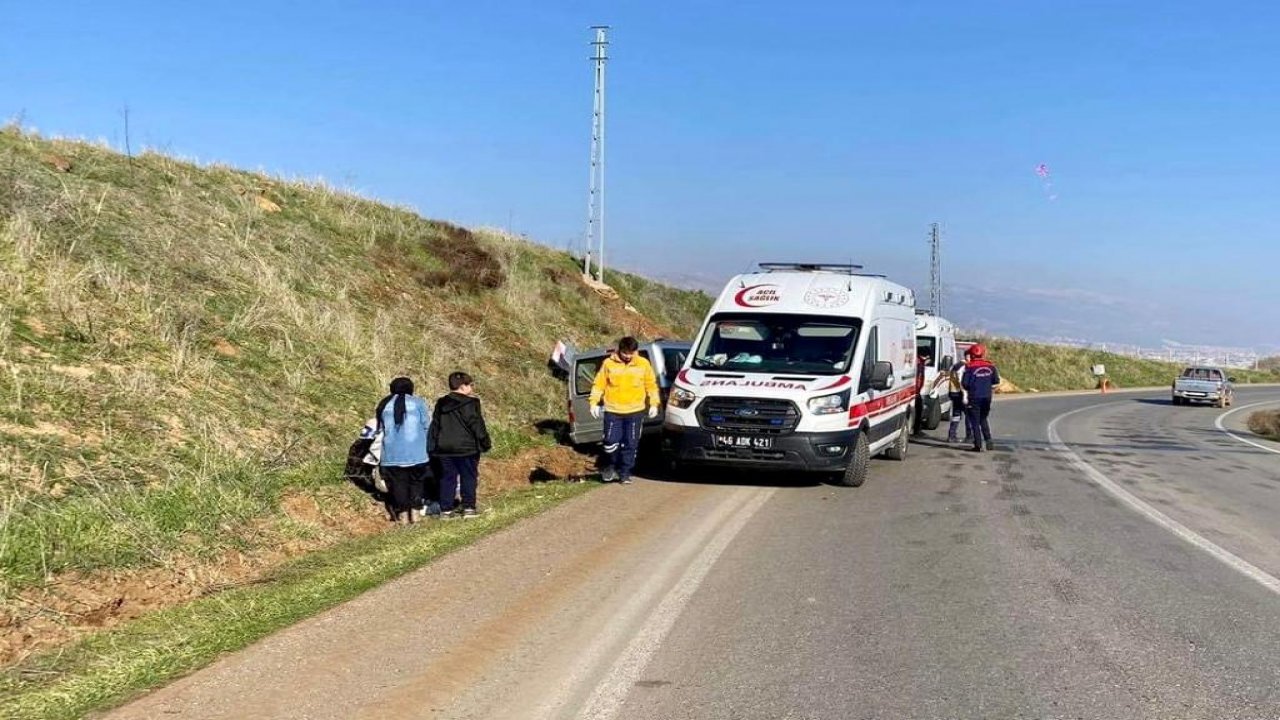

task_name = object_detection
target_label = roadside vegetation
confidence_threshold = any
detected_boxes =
[0,127,711,680]
[1247,410,1280,441]
[2,125,1272,715]
[969,337,1279,392]
[0,483,591,720]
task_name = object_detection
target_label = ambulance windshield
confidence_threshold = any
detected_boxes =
[691,313,862,376]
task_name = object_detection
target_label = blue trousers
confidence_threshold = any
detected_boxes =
[438,455,480,511]
[965,397,993,447]
[602,411,645,480]
[948,392,975,440]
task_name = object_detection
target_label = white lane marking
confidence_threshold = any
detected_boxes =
[1214,400,1280,456]
[1047,404,1280,597]
[575,487,775,720]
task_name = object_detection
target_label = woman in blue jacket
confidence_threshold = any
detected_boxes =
[376,377,432,524]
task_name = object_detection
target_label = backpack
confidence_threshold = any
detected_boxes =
[344,419,386,494]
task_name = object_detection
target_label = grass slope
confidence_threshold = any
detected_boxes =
[0,128,711,593]
[975,337,1278,392]
[0,483,592,720]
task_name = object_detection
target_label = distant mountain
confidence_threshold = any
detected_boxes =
[943,284,1275,355]
[643,269,1276,355]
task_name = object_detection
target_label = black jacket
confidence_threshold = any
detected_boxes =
[428,393,492,457]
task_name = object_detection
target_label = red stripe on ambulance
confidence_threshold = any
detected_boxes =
[848,387,917,426]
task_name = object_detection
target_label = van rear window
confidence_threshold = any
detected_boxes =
[574,357,603,396]
[1181,368,1222,381]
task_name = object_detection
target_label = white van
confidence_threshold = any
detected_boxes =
[913,311,959,433]
[662,263,918,487]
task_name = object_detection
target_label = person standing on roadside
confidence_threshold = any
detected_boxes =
[961,344,1000,452]
[428,371,493,519]
[932,351,974,444]
[588,336,660,484]
[376,377,432,524]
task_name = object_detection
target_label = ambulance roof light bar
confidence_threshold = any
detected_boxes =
[757,262,864,274]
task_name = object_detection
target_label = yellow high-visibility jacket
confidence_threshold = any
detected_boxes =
[588,353,660,415]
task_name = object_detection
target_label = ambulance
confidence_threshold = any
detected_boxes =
[913,311,959,433]
[662,263,918,487]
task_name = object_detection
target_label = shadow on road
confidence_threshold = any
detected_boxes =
[642,463,828,489]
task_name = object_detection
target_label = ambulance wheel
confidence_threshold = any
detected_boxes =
[837,433,870,487]
[884,408,911,461]
[923,399,943,431]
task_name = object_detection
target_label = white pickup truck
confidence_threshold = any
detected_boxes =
[1171,366,1235,407]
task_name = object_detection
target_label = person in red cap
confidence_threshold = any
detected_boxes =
[961,344,1000,452]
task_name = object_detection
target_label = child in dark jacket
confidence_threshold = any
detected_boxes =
[428,372,493,518]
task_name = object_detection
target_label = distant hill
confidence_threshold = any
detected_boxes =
[970,337,1278,392]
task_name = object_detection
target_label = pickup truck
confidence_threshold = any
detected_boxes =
[1171,366,1235,407]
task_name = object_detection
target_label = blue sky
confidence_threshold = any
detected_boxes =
[4,1,1278,350]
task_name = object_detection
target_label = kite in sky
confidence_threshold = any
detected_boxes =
[1035,163,1058,201]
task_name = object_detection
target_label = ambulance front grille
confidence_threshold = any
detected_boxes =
[697,397,800,435]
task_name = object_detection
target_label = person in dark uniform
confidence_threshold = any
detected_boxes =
[961,344,1000,452]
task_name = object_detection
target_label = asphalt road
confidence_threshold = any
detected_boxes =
[107,388,1280,720]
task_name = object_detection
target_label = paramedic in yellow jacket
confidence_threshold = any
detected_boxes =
[588,336,660,484]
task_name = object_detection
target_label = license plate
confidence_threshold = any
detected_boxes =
[714,435,773,449]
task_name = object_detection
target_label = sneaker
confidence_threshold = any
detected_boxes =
[439,507,460,519]
[461,507,479,519]
[600,468,619,483]
[620,477,633,485]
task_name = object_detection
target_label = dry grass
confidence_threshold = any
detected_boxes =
[0,127,712,595]
[1247,410,1280,440]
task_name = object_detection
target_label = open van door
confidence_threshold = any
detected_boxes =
[568,346,672,446]
[569,351,608,446]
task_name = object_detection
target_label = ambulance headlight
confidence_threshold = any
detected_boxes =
[669,387,697,409]
[808,389,851,415]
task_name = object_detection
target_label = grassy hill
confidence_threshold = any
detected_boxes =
[973,337,1278,392]
[0,128,711,605]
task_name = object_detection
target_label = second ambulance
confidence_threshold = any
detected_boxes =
[663,263,918,487]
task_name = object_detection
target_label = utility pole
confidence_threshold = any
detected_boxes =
[929,223,942,315]
[584,26,609,282]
